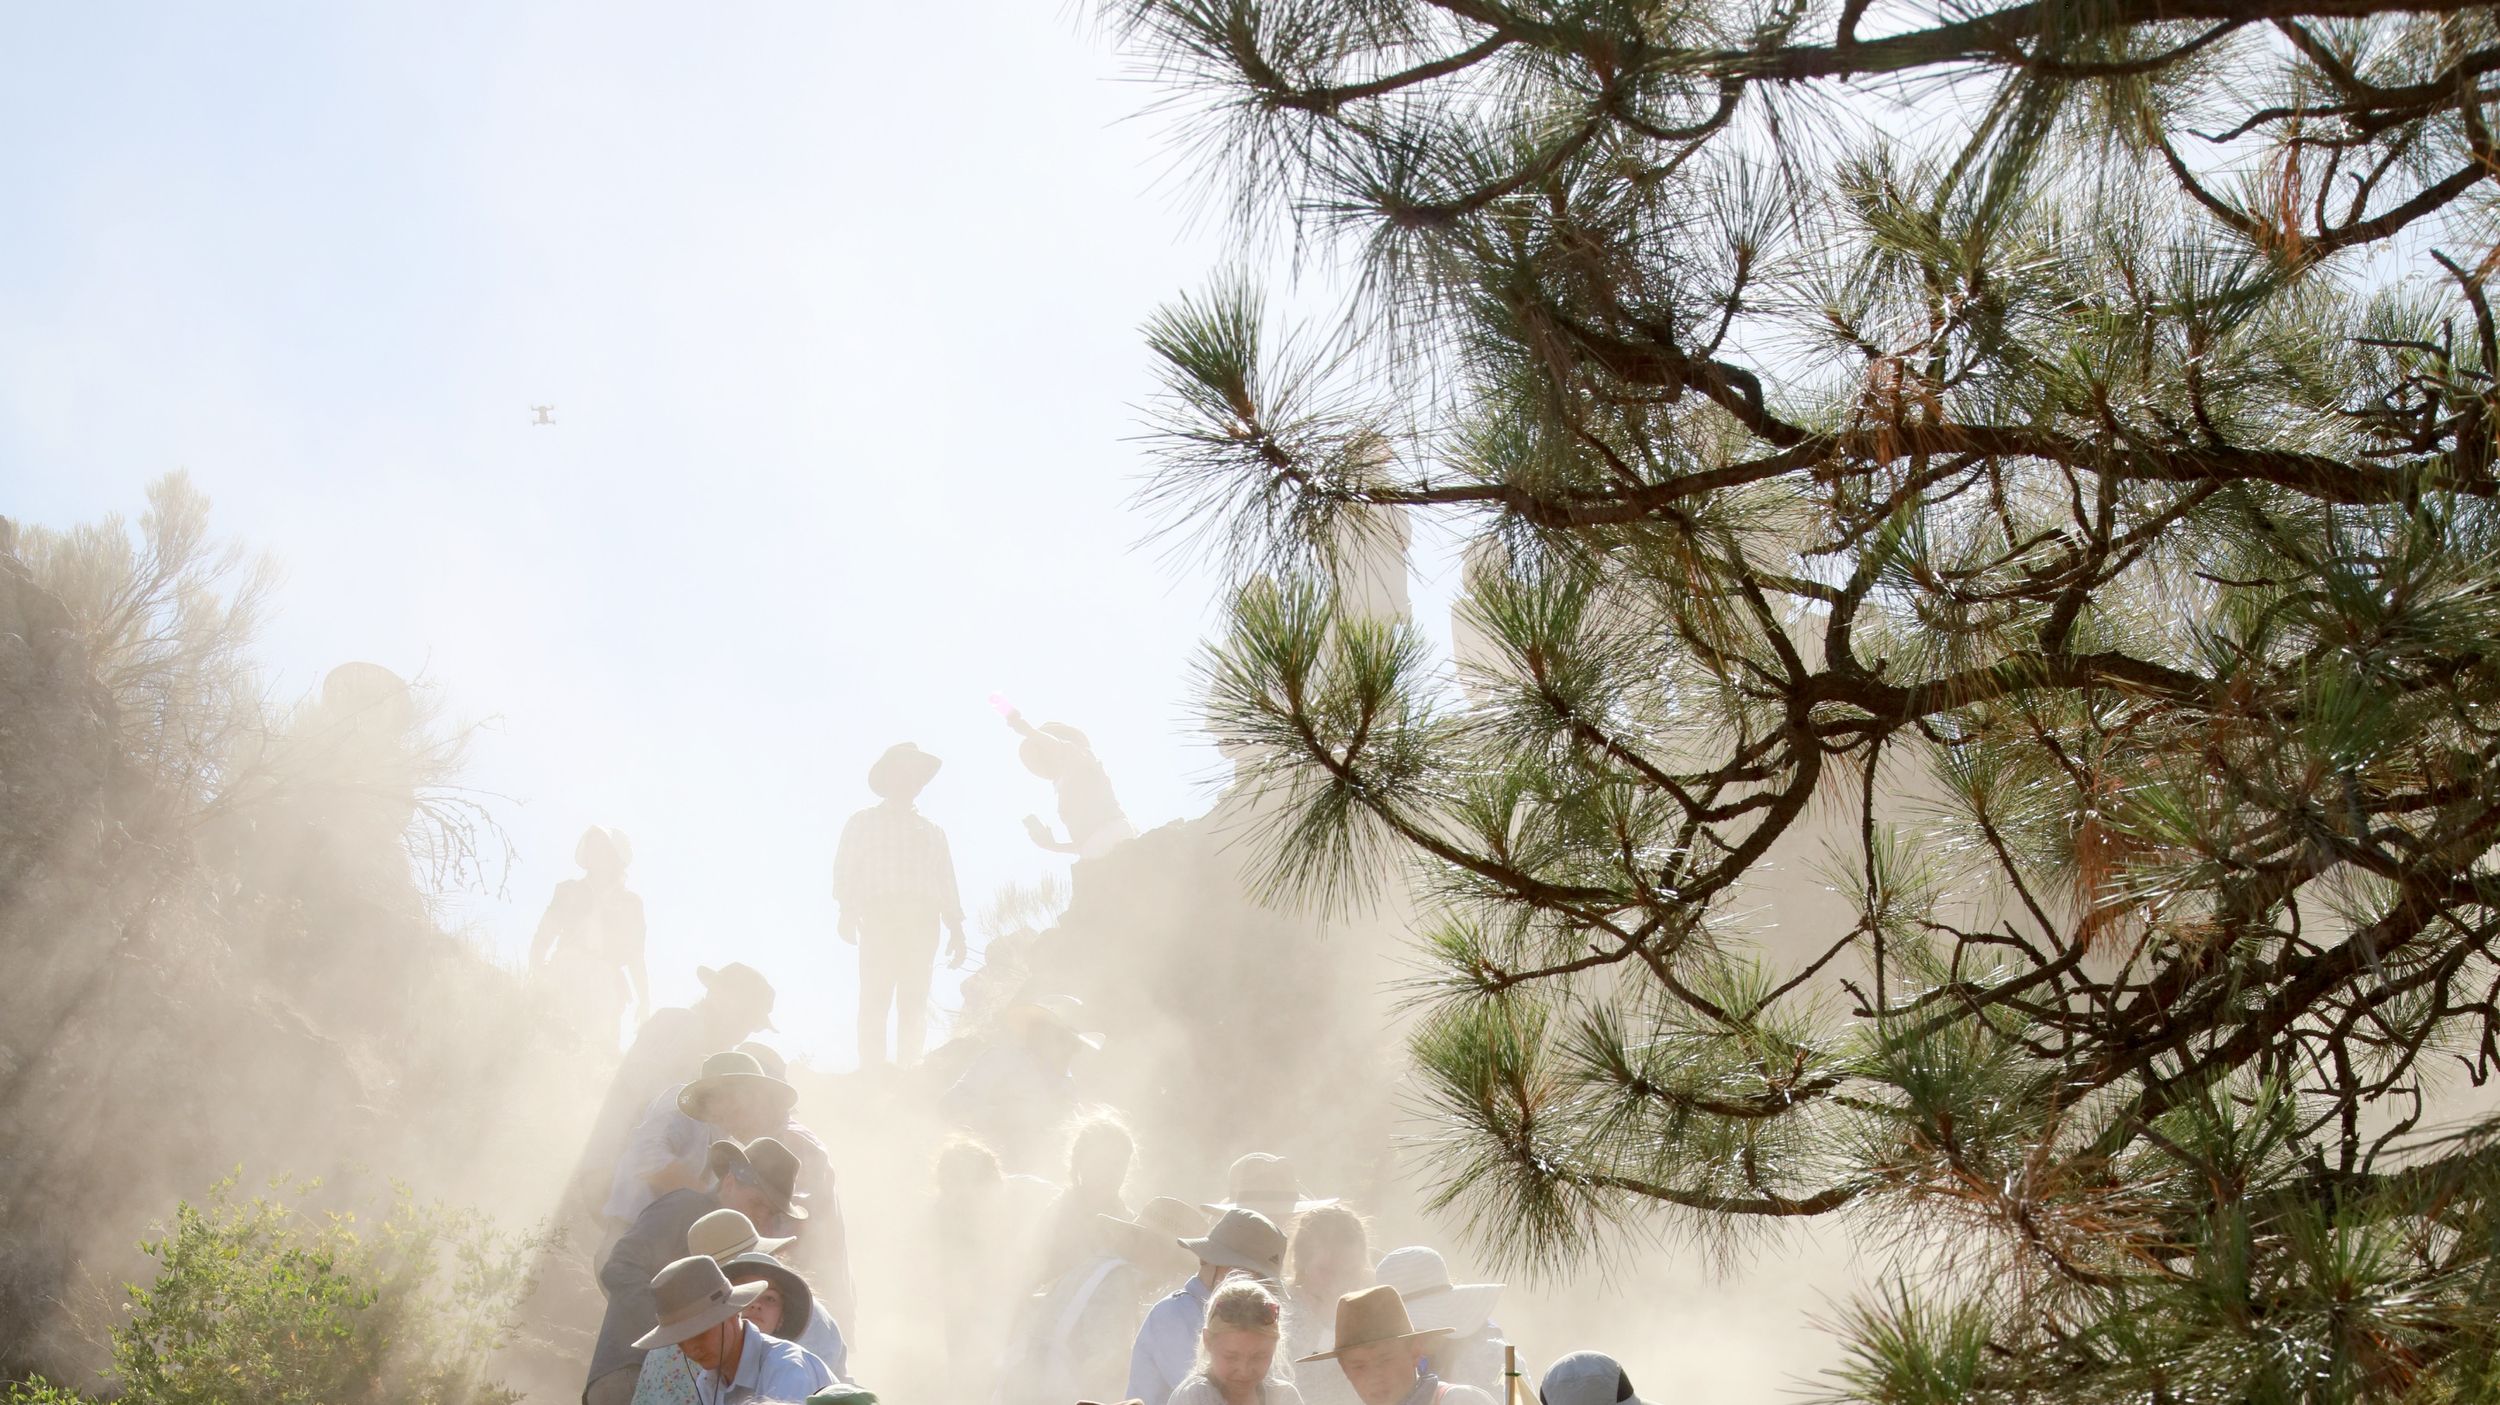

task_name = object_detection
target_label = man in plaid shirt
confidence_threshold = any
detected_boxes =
[834,742,966,1067]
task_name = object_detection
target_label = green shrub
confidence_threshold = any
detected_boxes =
[91,1177,541,1405]
[3,1378,99,1405]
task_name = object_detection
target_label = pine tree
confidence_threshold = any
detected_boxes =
[1109,2,2500,1398]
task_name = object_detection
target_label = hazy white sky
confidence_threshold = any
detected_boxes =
[2,3,1465,1062]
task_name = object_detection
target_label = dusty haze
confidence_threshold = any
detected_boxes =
[0,5,1903,1402]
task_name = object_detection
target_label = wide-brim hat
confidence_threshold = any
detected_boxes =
[868,742,943,799]
[678,1050,799,1121]
[708,1137,811,1222]
[1297,1285,1451,1363]
[1180,1206,1288,1280]
[722,1251,815,1339]
[686,1206,795,1263]
[697,963,777,1030]
[1202,1152,1336,1221]
[1100,1196,1207,1269]
[632,1254,767,1350]
[1373,1246,1502,1335]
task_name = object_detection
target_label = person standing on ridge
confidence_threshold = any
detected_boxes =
[998,702,1136,860]
[531,825,649,1050]
[833,742,965,1068]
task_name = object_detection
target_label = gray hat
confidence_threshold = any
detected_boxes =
[631,1255,764,1350]
[1539,1352,1644,1405]
[1180,1206,1288,1280]
[708,1137,812,1222]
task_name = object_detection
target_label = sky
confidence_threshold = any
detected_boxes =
[0,2,1467,1064]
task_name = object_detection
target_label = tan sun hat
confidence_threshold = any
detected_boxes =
[1180,1206,1288,1281]
[630,1254,765,1350]
[685,1207,794,1262]
[1100,1196,1208,1272]
[676,1050,798,1121]
[1202,1152,1337,1223]
[1297,1285,1452,1363]
[1373,1246,1503,1335]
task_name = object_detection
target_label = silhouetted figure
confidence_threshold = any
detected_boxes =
[1004,1198,1208,1405]
[930,1137,1055,1401]
[532,825,650,1051]
[833,743,964,1068]
[1037,1114,1136,1284]
[939,996,1101,1173]
[1001,707,1136,860]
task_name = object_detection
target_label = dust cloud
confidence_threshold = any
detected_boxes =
[0,484,1879,1404]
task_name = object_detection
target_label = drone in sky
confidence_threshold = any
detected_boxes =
[530,405,556,426]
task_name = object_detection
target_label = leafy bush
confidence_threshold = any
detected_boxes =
[16,1178,542,1405]
[3,1379,98,1405]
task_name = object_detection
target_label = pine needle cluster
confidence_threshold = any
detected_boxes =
[1112,2,2500,1398]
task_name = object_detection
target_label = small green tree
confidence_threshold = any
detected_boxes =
[88,1179,537,1405]
[1112,0,2500,1398]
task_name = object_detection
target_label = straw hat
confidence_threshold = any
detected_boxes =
[708,1137,811,1221]
[1373,1246,1503,1335]
[1296,1285,1451,1363]
[1202,1152,1336,1223]
[868,742,943,800]
[1180,1207,1288,1281]
[1100,1196,1208,1272]
[677,1050,798,1121]
[685,1207,794,1262]
[631,1255,764,1350]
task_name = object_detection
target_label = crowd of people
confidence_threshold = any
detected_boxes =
[534,726,1647,1405]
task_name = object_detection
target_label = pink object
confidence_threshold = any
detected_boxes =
[988,692,1016,717]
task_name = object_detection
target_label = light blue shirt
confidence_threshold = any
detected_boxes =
[1126,1276,1211,1405]
[723,1320,835,1405]
[793,1303,849,1383]
[628,1323,832,1405]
